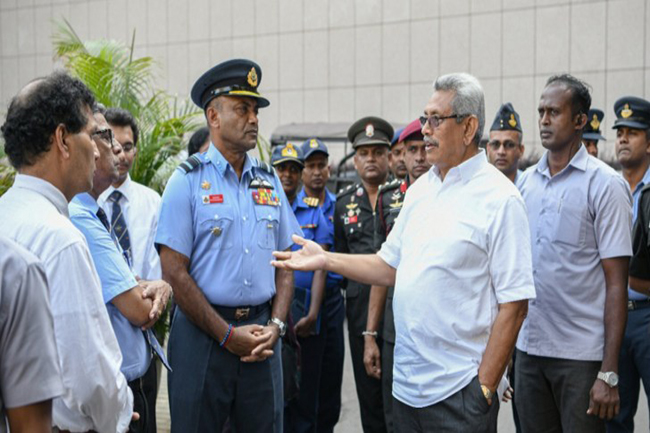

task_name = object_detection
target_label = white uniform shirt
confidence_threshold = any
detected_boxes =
[99,174,162,280]
[378,151,536,408]
[516,146,632,361]
[0,175,133,433]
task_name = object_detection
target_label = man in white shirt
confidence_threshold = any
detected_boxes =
[97,107,163,433]
[272,72,536,433]
[0,71,134,433]
[99,107,162,281]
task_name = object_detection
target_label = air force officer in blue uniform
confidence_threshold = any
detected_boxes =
[156,59,302,433]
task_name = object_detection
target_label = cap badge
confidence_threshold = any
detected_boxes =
[247,67,258,87]
[281,143,297,157]
[590,114,600,130]
[365,124,375,138]
[310,139,319,148]
[508,114,517,128]
[622,104,633,119]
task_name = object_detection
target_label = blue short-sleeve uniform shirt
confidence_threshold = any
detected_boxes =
[155,144,303,307]
[291,196,332,290]
[69,193,150,381]
[297,188,342,290]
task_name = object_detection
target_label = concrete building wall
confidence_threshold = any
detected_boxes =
[1,0,649,160]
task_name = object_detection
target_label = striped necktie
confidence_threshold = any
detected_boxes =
[109,190,132,265]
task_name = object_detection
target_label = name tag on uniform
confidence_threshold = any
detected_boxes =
[344,215,358,224]
[202,194,224,204]
[253,188,280,206]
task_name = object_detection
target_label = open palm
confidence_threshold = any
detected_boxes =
[272,235,327,271]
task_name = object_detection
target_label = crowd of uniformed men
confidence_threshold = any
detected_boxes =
[2,56,650,433]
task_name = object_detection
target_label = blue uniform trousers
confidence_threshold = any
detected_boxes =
[608,306,650,433]
[285,287,345,433]
[167,307,283,433]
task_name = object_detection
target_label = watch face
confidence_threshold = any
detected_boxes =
[609,373,619,387]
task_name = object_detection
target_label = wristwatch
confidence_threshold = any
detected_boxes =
[597,371,619,388]
[268,317,287,337]
[480,384,494,402]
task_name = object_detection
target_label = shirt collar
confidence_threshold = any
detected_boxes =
[638,166,650,191]
[104,174,133,202]
[429,149,487,184]
[12,174,70,217]
[71,192,99,213]
[207,142,255,179]
[537,144,589,177]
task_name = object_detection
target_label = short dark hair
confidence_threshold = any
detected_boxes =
[104,107,139,146]
[188,126,210,155]
[546,74,591,117]
[93,102,107,115]
[1,71,95,169]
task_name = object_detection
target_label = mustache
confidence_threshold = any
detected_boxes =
[424,136,439,147]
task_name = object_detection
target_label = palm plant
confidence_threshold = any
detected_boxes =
[53,19,202,193]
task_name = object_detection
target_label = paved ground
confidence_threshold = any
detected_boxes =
[155,325,649,432]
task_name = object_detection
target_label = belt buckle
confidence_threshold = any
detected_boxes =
[235,307,250,321]
[628,300,635,311]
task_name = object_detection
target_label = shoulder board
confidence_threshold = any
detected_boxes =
[337,183,355,198]
[253,157,274,175]
[177,154,203,174]
[379,178,401,193]
[302,197,320,207]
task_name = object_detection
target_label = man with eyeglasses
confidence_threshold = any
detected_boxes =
[69,106,172,433]
[271,73,535,432]
[487,103,525,184]
[515,75,631,432]
[98,107,165,433]
[364,118,432,432]
[0,71,135,432]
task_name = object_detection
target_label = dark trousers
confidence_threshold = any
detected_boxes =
[392,376,499,433]
[515,349,604,433]
[128,376,149,433]
[608,306,650,432]
[141,359,158,433]
[317,289,345,433]
[285,288,345,433]
[382,340,394,433]
[349,329,386,432]
[167,308,283,433]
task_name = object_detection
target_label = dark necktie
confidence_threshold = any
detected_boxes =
[96,207,111,232]
[109,190,132,265]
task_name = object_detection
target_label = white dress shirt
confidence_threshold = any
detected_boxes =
[516,146,632,361]
[0,175,133,433]
[99,174,162,280]
[378,150,536,408]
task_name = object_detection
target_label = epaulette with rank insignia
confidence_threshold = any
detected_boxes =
[177,154,203,174]
[253,157,274,175]
[303,197,319,207]
[337,183,356,198]
[378,178,400,194]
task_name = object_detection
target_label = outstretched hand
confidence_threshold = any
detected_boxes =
[271,235,328,271]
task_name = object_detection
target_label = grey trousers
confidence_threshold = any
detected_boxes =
[514,349,604,433]
[393,376,499,433]
[167,308,283,433]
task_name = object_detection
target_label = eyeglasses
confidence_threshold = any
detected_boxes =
[91,128,114,145]
[419,114,467,130]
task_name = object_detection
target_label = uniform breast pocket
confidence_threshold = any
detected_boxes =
[254,205,280,249]
[198,206,234,250]
[554,197,586,247]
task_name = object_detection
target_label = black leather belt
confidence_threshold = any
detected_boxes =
[213,302,270,322]
[628,299,650,311]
